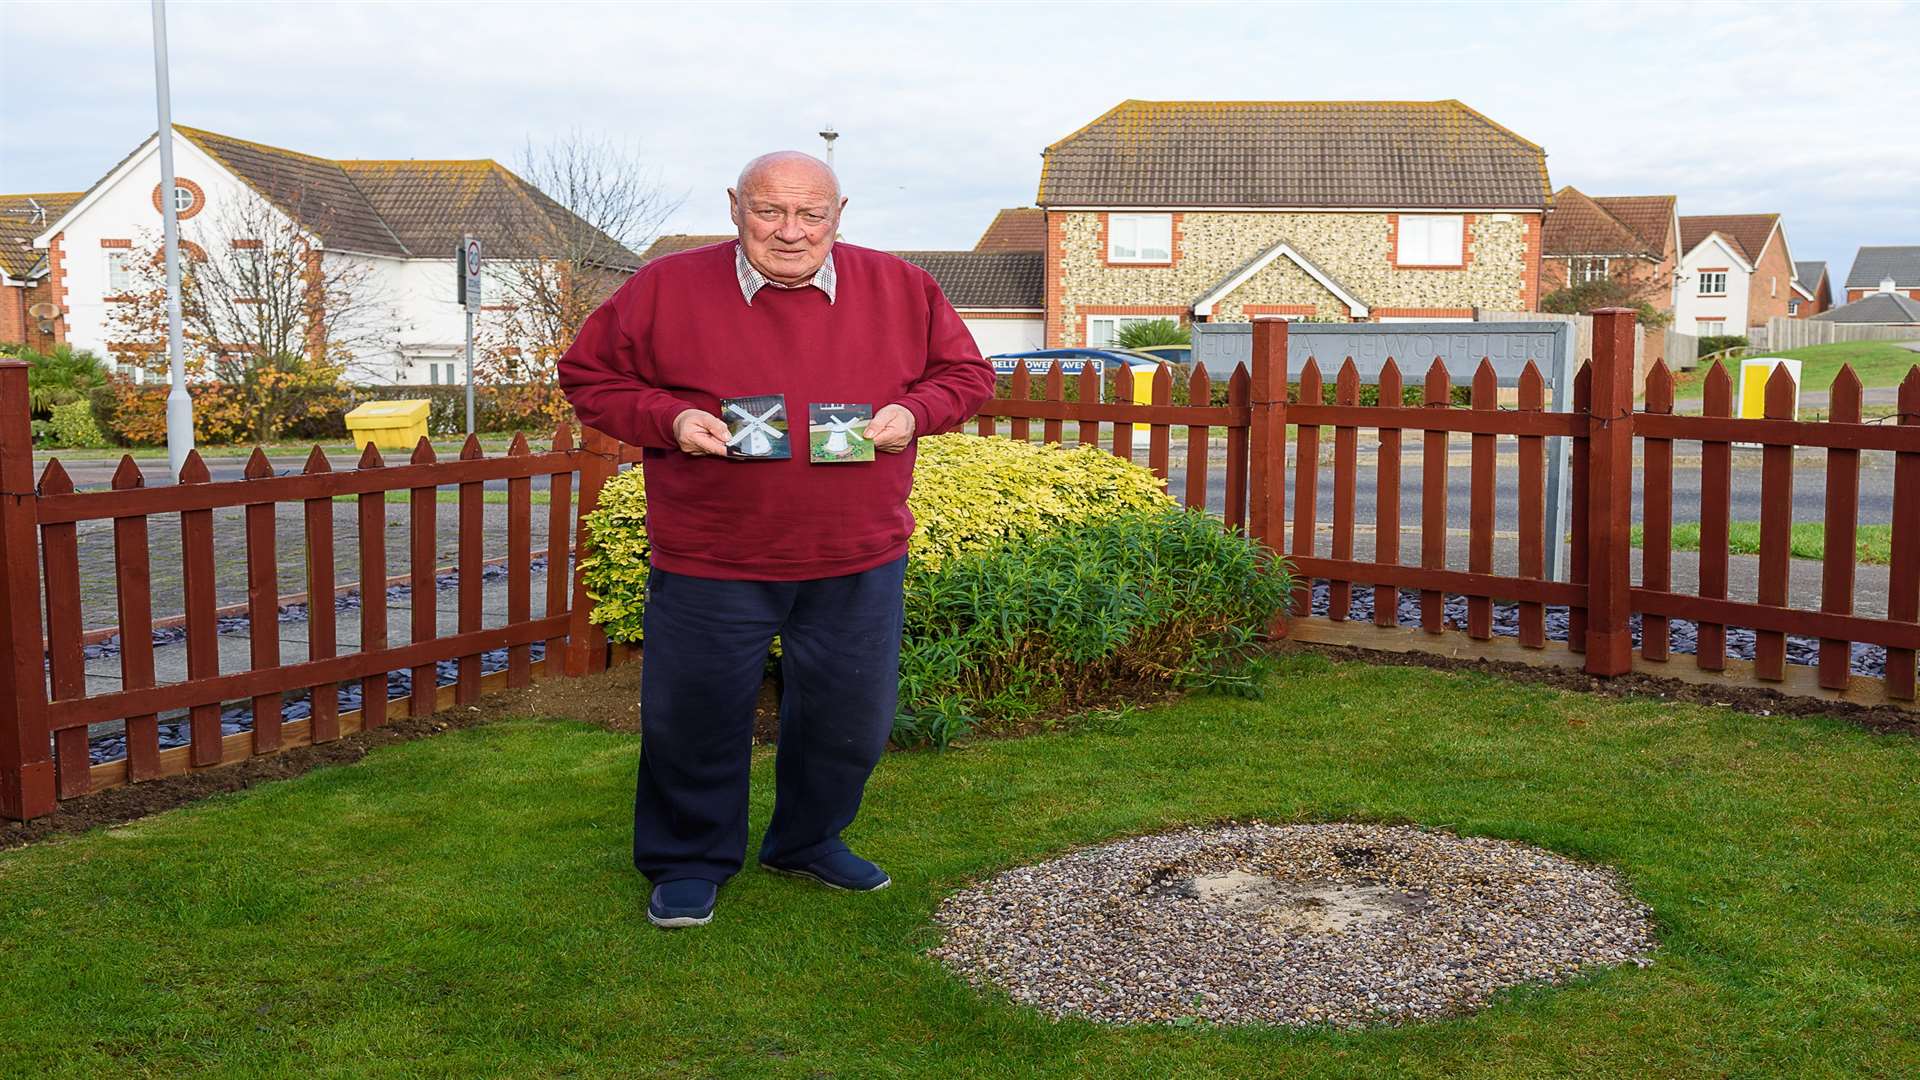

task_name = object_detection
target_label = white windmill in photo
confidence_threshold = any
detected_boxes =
[820,412,867,456]
[726,401,787,457]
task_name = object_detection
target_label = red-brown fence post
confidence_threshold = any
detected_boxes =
[1248,317,1290,634]
[1583,307,1637,675]
[0,360,56,820]
[565,426,619,677]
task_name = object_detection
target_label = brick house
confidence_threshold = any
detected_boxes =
[1539,187,1679,314]
[0,192,82,351]
[1674,214,1795,338]
[24,125,634,385]
[1790,260,1831,318]
[1033,100,1551,347]
[1843,246,1920,303]
[895,249,1044,354]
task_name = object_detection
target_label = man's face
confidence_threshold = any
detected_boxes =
[728,162,844,286]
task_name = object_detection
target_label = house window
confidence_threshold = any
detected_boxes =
[429,363,440,385]
[1789,299,1800,315]
[1086,315,1167,347]
[106,250,134,294]
[1698,271,1727,296]
[1395,214,1465,267]
[1572,257,1609,284]
[1696,319,1726,336]
[1107,214,1172,264]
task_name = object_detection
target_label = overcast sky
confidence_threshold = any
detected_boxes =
[3,0,1915,278]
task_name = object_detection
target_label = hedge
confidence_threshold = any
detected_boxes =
[88,382,573,445]
[579,433,1289,747]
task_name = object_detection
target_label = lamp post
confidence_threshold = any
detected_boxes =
[152,0,194,478]
[818,124,838,167]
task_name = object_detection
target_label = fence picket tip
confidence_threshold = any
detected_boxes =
[1472,358,1496,397]
[111,454,145,489]
[36,456,72,495]
[507,431,531,456]
[1645,361,1673,412]
[552,423,575,451]
[243,447,273,480]
[1337,357,1359,386]
[303,445,332,474]
[1424,358,1449,401]
[1829,362,1862,399]
[178,450,209,484]
[411,437,437,465]
[460,433,485,461]
[1765,362,1797,415]
[356,441,384,470]
[1518,360,1543,398]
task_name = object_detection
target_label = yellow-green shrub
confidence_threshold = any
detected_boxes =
[581,433,1173,642]
[907,433,1173,570]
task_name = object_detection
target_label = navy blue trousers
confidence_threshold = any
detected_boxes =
[633,555,907,885]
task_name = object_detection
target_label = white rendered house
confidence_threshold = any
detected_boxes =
[28,126,634,385]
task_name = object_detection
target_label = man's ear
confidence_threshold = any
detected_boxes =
[727,188,742,228]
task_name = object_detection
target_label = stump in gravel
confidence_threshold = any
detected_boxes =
[929,822,1657,1028]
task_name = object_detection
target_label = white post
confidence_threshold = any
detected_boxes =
[151,0,193,477]
[464,307,475,435]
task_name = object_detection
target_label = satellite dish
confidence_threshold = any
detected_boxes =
[27,302,59,319]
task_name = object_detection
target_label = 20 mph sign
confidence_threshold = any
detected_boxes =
[458,235,482,310]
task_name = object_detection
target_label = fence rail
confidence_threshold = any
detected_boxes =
[6,309,1920,820]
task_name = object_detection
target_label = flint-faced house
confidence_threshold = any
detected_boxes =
[25,125,636,384]
[1033,100,1553,346]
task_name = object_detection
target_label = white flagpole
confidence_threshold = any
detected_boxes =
[152,0,194,477]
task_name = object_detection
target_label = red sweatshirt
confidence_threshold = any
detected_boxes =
[559,241,994,580]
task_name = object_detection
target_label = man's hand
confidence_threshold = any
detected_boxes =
[866,403,917,453]
[672,408,732,457]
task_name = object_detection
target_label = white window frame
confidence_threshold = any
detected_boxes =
[173,186,196,214]
[1395,214,1465,267]
[1696,318,1726,336]
[1698,271,1728,296]
[105,250,133,295]
[1106,213,1172,264]
[1086,314,1167,347]
[1572,256,1609,284]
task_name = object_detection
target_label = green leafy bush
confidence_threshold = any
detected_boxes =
[46,400,108,448]
[18,344,109,417]
[1114,318,1191,349]
[896,508,1290,746]
[1697,335,1750,358]
[580,434,1288,747]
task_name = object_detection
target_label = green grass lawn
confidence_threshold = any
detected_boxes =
[2,655,1916,1077]
[1671,341,1919,398]
[1632,520,1892,565]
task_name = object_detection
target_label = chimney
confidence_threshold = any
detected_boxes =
[1880,277,1898,295]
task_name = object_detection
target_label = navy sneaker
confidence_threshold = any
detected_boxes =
[762,850,891,892]
[648,879,718,928]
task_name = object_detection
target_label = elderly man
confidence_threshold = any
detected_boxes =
[559,151,994,928]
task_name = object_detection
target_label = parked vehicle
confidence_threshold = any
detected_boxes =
[1124,344,1193,365]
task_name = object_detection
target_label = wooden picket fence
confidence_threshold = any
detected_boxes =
[4,307,1918,820]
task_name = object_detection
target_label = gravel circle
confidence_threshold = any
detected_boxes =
[929,822,1657,1028]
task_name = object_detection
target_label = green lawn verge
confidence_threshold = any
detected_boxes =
[1631,520,1892,565]
[1673,341,1919,398]
[1,656,1915,1077]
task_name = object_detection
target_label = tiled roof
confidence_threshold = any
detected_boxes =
[1794,260,1827,289]
[1811,291,1920,324]
[974,208,1044,251]
[637,234,732,263]
[1592,195,1675,253]
[1680,214,1779,264]
[0,192,81,278]
[892,250,1043,309]
[1844,245,1920,288]
[1037,100,1551,209]
[180,127,410,257]
[1543,187,1653,257]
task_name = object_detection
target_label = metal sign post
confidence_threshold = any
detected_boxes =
[151,0,194,479]
[457,235,482,435]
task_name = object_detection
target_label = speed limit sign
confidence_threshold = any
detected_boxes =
[458,235,482,310]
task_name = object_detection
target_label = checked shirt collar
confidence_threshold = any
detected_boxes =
[735,242,836,306]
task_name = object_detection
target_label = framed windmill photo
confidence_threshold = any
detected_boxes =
[807,403,874,463]
[721,394,790,460]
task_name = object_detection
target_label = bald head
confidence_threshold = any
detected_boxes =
[736,151,840,201]
[728,150,847,287]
